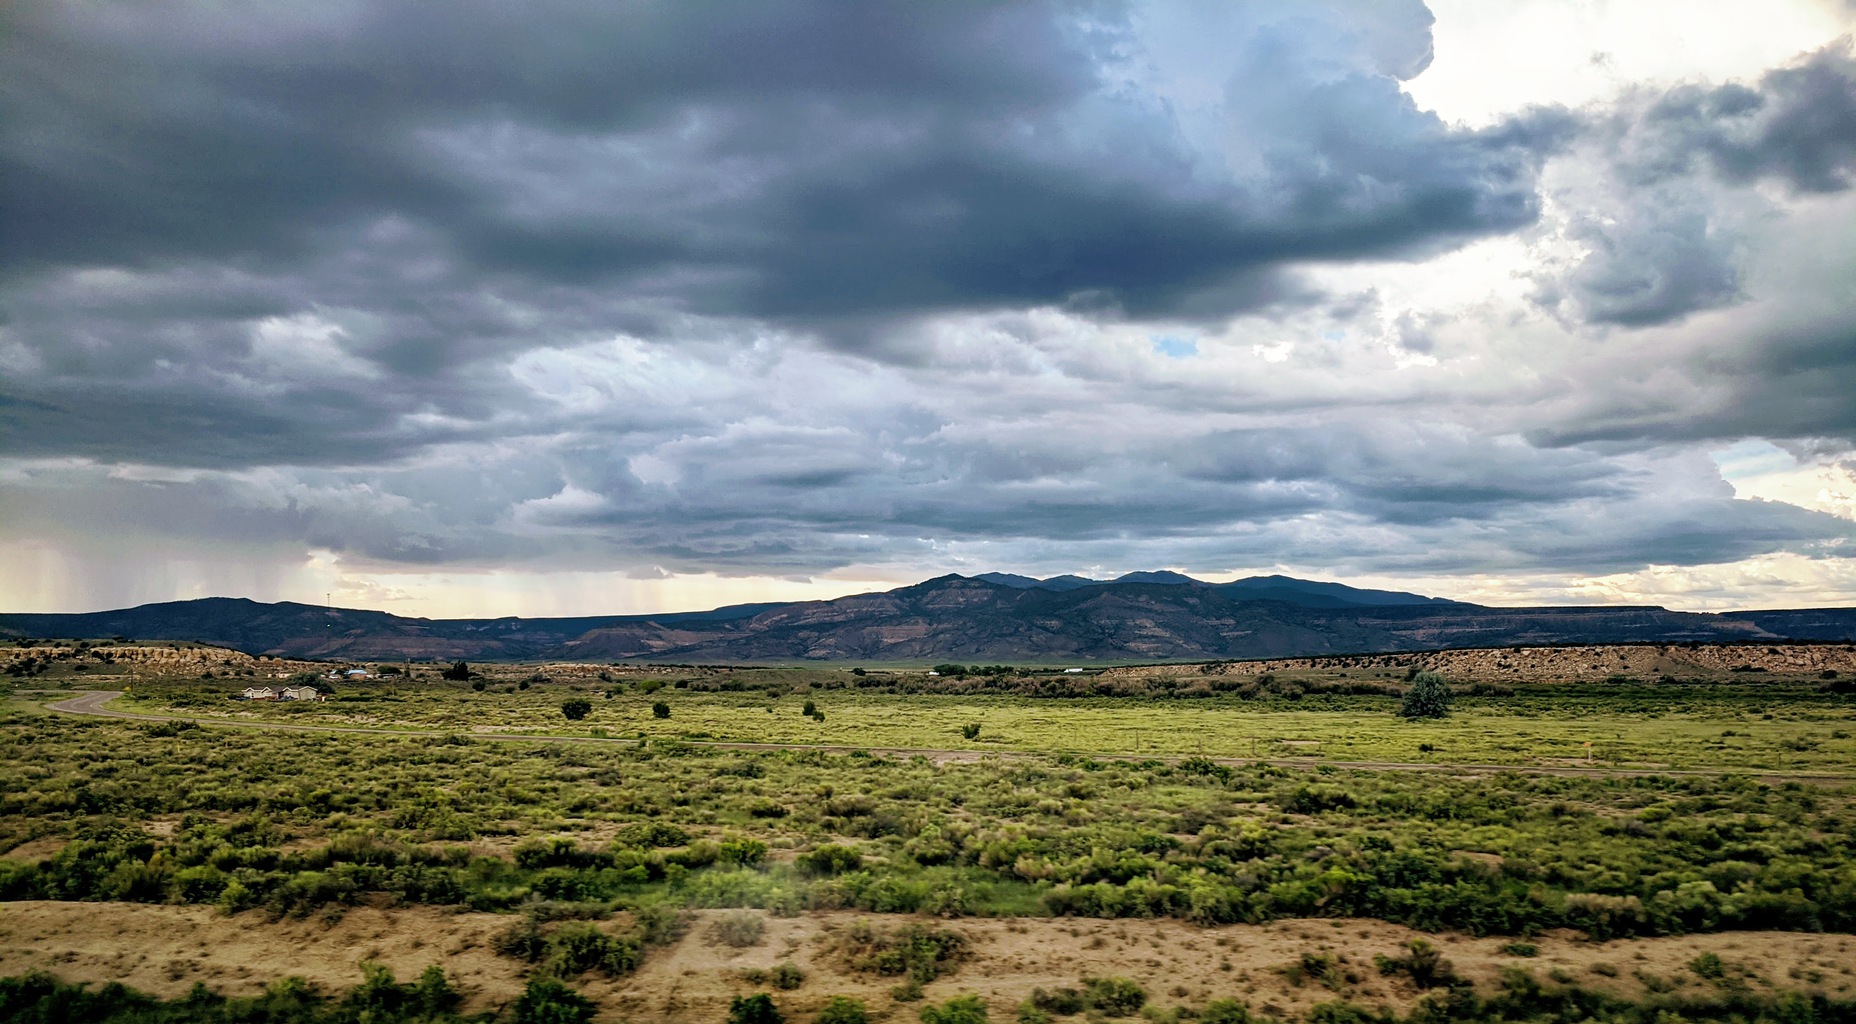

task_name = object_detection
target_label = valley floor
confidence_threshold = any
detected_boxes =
[4,658,1855,1023]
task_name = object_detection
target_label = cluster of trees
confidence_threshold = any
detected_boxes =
[930,665,1019,679]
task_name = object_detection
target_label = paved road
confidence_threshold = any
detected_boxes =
[38,690,1856,785]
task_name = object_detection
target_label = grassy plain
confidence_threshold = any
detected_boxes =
[4,647,1856,1023]
[108,676,1856,774]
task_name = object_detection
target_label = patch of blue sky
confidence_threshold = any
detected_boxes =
[1151,335,1198,358]
[1710,438,1798,484]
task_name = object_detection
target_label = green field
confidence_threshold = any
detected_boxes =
[6,679,1855,937]
[6,663,1856,1024]
[107,677,1856,774]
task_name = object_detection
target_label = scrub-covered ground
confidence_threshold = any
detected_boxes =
[2,654,1854,1023]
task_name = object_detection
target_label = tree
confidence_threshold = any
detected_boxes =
[561,698,593,721]
[652,701,671,719]
[1398,670,1452,719]
[442,660,471,681]
[729,993,783,1024]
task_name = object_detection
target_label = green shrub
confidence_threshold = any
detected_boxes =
[719,838,768,865]
[797,844,863,876]
[652,701,670,719]
[542,922,643,978]
[920,994,988,1024]
[1198,1000,1253,1024]
[613,821,691,848]
[1029,987,1084,1015]
[712,909,766,947]
[632,902,689,946]
[1277,784,1356,814]
[1374,939,1456,989]
[1690,951,1727,980]
[515,976,598,1024]
[560,699,592,721]
[729,992,783,1024]
[846,922,969,983]
[817,995,871,1024]
[1081,976,1145,1016]
[495,919,642,978]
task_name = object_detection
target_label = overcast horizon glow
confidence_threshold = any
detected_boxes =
[5,1,1856,616]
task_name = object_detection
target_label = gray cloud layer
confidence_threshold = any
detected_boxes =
[3,1,1856,603]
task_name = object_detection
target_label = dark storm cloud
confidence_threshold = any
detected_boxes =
[1624,45,1856,194]
[1518,42,1856,449]
[278,415,1844,578]
[2,0,1853,603]
[1550,198,1742,328]
[2,2,1557,323]
[1543,41,1856,328]
[1535,316,1856,449]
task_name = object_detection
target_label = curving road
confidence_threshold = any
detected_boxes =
[37,690,1856,784]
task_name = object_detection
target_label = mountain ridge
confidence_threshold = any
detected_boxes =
[3,573,1853,663]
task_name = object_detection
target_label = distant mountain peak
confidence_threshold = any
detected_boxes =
[966,570,1444,607]
[972,572,1044,588]
[1112,570,1203,586]
[4,578,1850,661]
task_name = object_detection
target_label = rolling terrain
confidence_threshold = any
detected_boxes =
[3,572,1854,662]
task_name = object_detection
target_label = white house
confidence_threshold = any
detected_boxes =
[241,686,277,700]
[280,686,323,701]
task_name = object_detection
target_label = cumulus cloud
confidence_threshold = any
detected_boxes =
[1526,40,1856,329]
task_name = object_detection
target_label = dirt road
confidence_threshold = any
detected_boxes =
[38,690,1855,784]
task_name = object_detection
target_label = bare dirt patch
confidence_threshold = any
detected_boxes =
[615,915,1856,1021]
[0,837,67,861]
[0,902,526,1012]
[5,905,1852,1022]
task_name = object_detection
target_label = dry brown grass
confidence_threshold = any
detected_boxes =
[5,904,1853,1023]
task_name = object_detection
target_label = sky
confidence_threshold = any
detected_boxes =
[4,0,1856,617]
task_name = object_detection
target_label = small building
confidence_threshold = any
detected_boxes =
[280,686,323,701]
[1064,667,1086,674]
[344,668,371,679]
[241,686,277,700]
